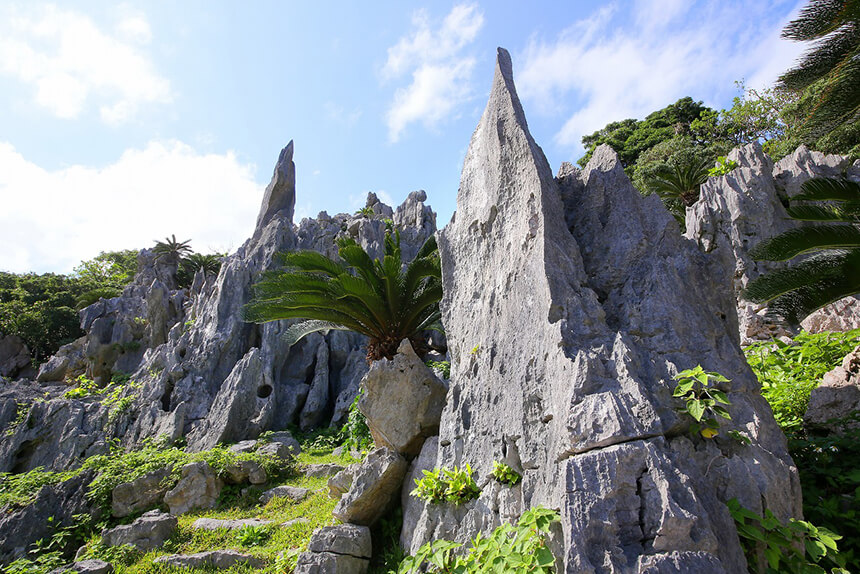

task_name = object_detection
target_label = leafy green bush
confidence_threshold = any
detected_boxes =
[0,467,76,508]
[340,390,373,451]
[672,366,732,439]
[411,465,480,505]
[491,461,521,487]
[397,506,559,573]
[425,359,451,379]
[789,420,860,571]
[728,498,848,573]
[234,524,271,546]
[745,330,860,431]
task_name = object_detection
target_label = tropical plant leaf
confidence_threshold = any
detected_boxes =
[283,320,352,347]
[749,225,860,261]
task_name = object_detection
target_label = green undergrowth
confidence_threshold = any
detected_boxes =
[745,329,860,431]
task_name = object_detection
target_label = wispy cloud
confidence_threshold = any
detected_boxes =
[0,141,262,273]
[383,4,484,143]
[0,4,170,124]
[518,0,805,156]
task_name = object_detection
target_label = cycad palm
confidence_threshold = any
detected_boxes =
[244,231,442,362]
[182,253,222,276]
[742,177,860,324]
[153,235,193,263]
[778,0,860,138]
[645,156,711,221]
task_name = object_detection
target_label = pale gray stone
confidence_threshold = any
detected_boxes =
[225,459,267,485]
[328,466,354,499]
[0,334,31,378]
[304,463,345,478]
[256,142,296,229]
[163,462,223,515]
[192,517,273,531]
[294,552,368,574]
[111,468,170,517]
[259,485,310,504]
[333,447,407,526]
[70,559,113,574]
[400,436,438,549]
[102,510,177,551]
[404,47,800,571]
[307,524,371,558]
[358,340,447,457]
[154,550,263,569]
[256,440,296,463]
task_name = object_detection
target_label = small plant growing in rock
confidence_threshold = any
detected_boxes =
[425,359,451,379]
[411,464,480,505]
[397,506,559,573]
[340,389,373,451]
[491,461,522,486]
[707,156,739,177]
[355,206,375,218]
[673,366,731,438]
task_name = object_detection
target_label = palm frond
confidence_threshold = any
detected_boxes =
[277,251,345,276]
[749,224,860,261]
[794,177,860,202]
[743,250,851,303]
[284,320,352,347]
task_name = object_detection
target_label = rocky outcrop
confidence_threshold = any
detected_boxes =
[259,485,310,504]
[686,144,860,343]
[192,517,273,531]
[358,340,447,457]
[102,510,177,551]
[4,143,438,473]
[332,447,408,526]
[0,471,95,564]
[153,550,263,569]
[402,48,800,572]
[295,524,371,574]
[805,344,860,431]
[0,334,31,379]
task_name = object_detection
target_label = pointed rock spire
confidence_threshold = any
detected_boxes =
[256,141,296,229]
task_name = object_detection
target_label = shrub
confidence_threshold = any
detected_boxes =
[728,498,848,573]
[397,506,559,573]
[425,359,451,379]
[411,465,480,505]
[340,390,373,451]
[745,330,860,431]
[672,366,732,438]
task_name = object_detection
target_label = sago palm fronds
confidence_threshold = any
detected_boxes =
[244,231,442,362]
[743,177,860,324]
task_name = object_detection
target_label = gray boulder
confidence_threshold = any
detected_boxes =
[0,334,31,378]
[102,510,177,551]
[402,48,800,572]
[358,340,447,457]
[111,468,170,517]
[36,337,86,382]
[153,550,263,569]
[69,560,113,574]
[295,524,371,574]
[163,462,223,515]
[224,459,267,485]
[260,485,311,504]
[332,447,408,526]
[805,344,860,431]
[304,463,345,478]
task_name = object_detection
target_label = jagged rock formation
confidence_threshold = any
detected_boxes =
[805,343,860,431]
[0,334,31,379]
[686,144,860,343]
[401,48,800,573]
[2,142,438,473]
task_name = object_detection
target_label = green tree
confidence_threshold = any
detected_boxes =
[177,253,223,288]
[641,154,712,224]
[244,232,441,362]
[743,178,860,324]
[578,97,713,170]
[777,0,860,141]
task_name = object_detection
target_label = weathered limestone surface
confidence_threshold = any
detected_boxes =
[4,142,439,474]
[402,48,800,573]
[358,339,447,457]
[686,144,860,343]
[805,343,860,431]
[111,468,171,517]
[153,550,263,569]
[332,447,408,526]
[163,461,223,515]
[295,524,371,574]
[102,510,177,552]
[0,334,31,378]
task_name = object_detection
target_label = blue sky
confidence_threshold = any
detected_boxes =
[0,0,805,273]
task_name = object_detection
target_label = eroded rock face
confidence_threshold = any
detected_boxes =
[101,510,177,552]
[153,550,263,569]
[0,334,31,379]
[163,462,223,515]
[685,144,860,343]
[402,48,800,573]
[295,524,371,574]
[111,468,171,517]
[332,447,408,526]
[358,340,447,457]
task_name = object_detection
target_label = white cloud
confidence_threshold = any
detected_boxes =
[383,4,484,142]
[0,4,170,123]
[518,1,805,156]
[0,141,264,274]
